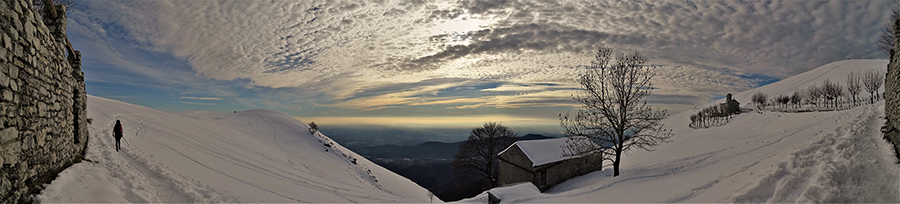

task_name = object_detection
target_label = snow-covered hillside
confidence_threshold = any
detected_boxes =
[731,59,887,104]
[458,59,899,203]
[35,96,439,203]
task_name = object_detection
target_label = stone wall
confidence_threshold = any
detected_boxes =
[887,19,900,159]
[0,0,88,203]
[497,145,535,187]
[539,152,602,191]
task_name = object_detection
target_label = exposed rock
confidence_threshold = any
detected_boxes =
[1,141,21,165]
[0,176,9,193]
[2,89,11,101]
[0,72,8,88]
[22,134,32,150]
[10,65,18,80]
[0,127,18,144]
[24,22,34,43]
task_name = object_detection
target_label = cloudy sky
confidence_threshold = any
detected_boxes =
[67,0,890,129]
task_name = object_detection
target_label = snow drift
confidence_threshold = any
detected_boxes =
[458,59,899,203]
[36,96,438,203]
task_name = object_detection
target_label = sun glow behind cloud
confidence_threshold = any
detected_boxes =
[430,13,494,46]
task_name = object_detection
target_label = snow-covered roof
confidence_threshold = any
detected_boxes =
[500,137,598,167]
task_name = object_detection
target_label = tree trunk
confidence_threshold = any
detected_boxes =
[486,158,495,188]
[613,147,622,177]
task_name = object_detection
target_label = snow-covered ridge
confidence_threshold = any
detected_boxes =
[730,59,888,107]
[457,59,898,203]
[36,96,439,203]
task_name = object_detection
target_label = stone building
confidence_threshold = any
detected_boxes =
[497,137,603,191]
[719,93,741,115]
[885,19,900,158]
[1,0,89,203]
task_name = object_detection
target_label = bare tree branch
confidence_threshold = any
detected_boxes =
[752,92,768,110]
[847,71,862,106]
[452,122,517,189]
[32,0,78,19]
[864,69,885,103]
[559,45,672,177]
[821,79,844,108]
[806,84,823,108]
[879,1,900,55]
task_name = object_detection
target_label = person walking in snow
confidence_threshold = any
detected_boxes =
[113,120,123,152]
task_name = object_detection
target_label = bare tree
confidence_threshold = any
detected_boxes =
[864,69,885,104]
[879,1,900,55]
[806,84,822,108]
[822,79,844,108]
[559,45,672,177]
[835,80,845,108]
[452,122,517,188]
[773,96,781,109]
[690,114,699,128]
[689,104,736,128]
[823,79,834,107]
[32,0,77,18]
[847,72,862,106]
[308,122,318,134]
[842,89,855,108]
[778,95,791,109]
[791,91,802,109]
[752,92,768,110]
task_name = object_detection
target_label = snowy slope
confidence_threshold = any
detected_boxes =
[36,96,440,203]
[457,59,899,203]
[730,59,888,106]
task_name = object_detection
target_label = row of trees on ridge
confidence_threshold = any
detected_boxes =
[689,105,736,128]
[752,69,884,112]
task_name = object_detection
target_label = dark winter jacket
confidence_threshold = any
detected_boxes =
[114,123,123,139]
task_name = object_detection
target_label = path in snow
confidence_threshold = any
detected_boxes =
[732,102,898,202]
[36,100,232,203]
[35,96,435,203]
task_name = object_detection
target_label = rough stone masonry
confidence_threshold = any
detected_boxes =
[886,19,900,159]
[0,0,88,203]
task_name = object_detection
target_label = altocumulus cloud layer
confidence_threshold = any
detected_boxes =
[68,0,890,119]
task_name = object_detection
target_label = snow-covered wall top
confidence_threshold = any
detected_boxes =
[0,0,88,202]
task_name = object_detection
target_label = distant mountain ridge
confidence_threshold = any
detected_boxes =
[355,133,555,162]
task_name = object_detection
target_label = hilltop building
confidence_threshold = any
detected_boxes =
[720,93,741,115]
